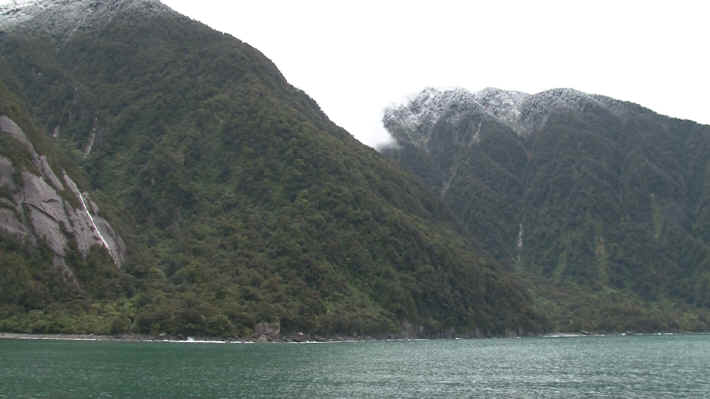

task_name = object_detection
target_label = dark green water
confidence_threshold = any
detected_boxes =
[1,335,709,398]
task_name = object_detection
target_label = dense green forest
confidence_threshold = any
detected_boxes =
[0,1,545,338]
[4,0,710,337]
[383,88,710,331]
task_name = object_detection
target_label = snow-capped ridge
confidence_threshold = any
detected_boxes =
[472,87,530,133]
[383,87,485,148]
[0,0,172,35]
[383,86,644,147]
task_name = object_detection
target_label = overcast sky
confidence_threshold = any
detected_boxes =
[162,0,709,148]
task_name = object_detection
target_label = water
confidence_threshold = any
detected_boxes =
[1,335,709,398]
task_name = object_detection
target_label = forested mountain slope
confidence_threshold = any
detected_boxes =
[383,87,710,331]
[0,0,544,337]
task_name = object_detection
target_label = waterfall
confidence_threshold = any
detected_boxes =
[76,190,114,261]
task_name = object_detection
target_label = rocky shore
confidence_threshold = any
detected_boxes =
[2,330,697,344]
[0,332,373,344]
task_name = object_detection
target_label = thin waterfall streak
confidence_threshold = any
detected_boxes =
[76,191,111,252]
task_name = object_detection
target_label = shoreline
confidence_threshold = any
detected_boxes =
[0,332,374,344]
[1,331,703,344]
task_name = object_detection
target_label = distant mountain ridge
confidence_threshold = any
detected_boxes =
[384,86,710,331]
[384,87,656,143]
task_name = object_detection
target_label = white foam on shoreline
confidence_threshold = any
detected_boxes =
[156,339,227,344]
[543,333,585,338]
[8,336,99,341]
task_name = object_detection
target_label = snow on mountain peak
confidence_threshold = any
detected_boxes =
[383,87,485,148]
[0,0,169,34]
[0,0,47,28]
[384,86,629,144]
[0,0,40,6]
[472,87,530,133]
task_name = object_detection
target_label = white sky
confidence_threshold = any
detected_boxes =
[162,0,709,148]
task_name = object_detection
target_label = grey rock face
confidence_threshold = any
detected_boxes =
[254,321,280,340]
[63,171,125,265]
[0,115,35,152]
[93,214,125,264]
[22,171,70,225]
[27,204,68,255]
[0,114,125,272]
[38,155,64,191]
[0,154,29,240]
[0,154,17,191]
[0,208,28,238]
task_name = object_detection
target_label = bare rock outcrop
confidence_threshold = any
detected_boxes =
[254,321,280,341]
[0,114,126,280]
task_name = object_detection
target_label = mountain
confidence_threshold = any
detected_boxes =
[383,87,710,331]
[0,1,545,337]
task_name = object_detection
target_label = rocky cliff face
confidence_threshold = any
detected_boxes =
[0,114,124,285]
